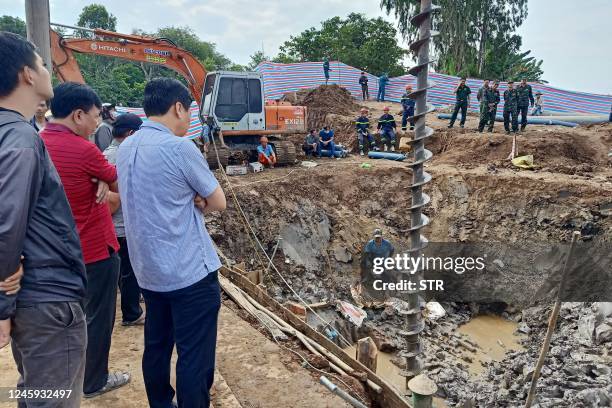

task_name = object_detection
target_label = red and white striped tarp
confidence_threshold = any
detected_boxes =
[255,61,612,116]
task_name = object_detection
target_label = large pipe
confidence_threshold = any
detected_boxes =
[437,113,579,127]
[528,115,608,124]
[320,149,348,158]
[319,376,368,408]
[367,151,407,161]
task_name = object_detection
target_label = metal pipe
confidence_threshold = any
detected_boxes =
[401,0,439,387]
[50,22,96,33]
[319,376,368,408]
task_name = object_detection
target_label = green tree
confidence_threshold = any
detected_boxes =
[277,13,407,76]
[483,34,545,82]
[247,50,269,70]
[380,0,542,80]
[66,5,242,106]
[77,4,117,34]
[0,15,26,37]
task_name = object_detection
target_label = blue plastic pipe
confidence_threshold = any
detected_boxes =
[367,151,407,161]
[320,149,348,158]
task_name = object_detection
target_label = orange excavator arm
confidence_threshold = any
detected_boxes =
[50,27,207,104]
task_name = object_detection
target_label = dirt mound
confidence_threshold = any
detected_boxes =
[429,128,611,175]
[283,85,363,150]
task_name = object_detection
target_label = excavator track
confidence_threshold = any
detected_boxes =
[206,146,230,169]
[274,141,297,166]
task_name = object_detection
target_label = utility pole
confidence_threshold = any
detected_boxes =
[25,0,52,72]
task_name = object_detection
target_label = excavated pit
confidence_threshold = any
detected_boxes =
[208,91,612,407]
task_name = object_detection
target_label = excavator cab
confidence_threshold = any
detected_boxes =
[200,71,265,132]
[199,71,300,167]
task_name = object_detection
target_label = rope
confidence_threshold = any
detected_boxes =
[207,131,354,349]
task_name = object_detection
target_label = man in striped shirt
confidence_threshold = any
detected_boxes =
[117,78,226,408]
[41,82,130,397]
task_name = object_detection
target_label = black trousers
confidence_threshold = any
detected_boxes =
[449,102,468,126]
[141,272,221,408]
[84,253,120,394]
[361,84,369,100]
[518,105,529,129]
[11,301,87,407]
[117,237,143,323]
[488,107,498,130]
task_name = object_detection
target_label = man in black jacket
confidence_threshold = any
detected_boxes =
[0,32,87,406]
[358,72,369,100]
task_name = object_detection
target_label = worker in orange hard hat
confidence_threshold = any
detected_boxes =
[400,85,416,131]
[257,136,277,168]
[377,106,397,152]
[355,107,377,156]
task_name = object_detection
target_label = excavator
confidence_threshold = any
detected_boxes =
[49,23,305,167]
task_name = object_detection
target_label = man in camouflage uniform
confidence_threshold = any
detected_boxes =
[478,80,500,133]
[516,78,534,131]
[476,79,490,104]
[503,81,519,134]
[487,81,501,132]
[477,79,491,132]
[448,78,471,128]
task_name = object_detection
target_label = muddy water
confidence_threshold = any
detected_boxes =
[457,314,525,376]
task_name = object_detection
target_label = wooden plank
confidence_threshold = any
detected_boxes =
[220,266,412,408]
[356,337,378,373]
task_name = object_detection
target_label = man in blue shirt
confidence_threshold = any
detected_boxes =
[319,126,336,158]
[377,73,389,102]
[323,57,331,84]
[361,229,395,294]
[257,136,277,168]
[116,78,226,408]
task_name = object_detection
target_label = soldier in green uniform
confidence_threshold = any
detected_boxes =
[516,78,534,131]
[487,81,501,132]
[448,78,471,128]
[477,79,491,132]
[503,81,519,134]
[477,79,490,104]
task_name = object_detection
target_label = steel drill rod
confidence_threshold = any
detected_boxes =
[524,231,581,408]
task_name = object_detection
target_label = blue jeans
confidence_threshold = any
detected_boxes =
[531,105,542,116]
[141,272,221,408]
[319,140,336,157]
[377,87,386,101]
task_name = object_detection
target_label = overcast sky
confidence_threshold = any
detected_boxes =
[2,0,610,94]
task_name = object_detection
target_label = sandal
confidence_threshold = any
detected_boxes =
[122,311,146,326]
[83,371,130,398]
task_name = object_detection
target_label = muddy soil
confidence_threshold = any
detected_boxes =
[206,92,612,406]
[0,301,350,408]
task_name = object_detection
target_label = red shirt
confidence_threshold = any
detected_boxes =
[41,123,119,264]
